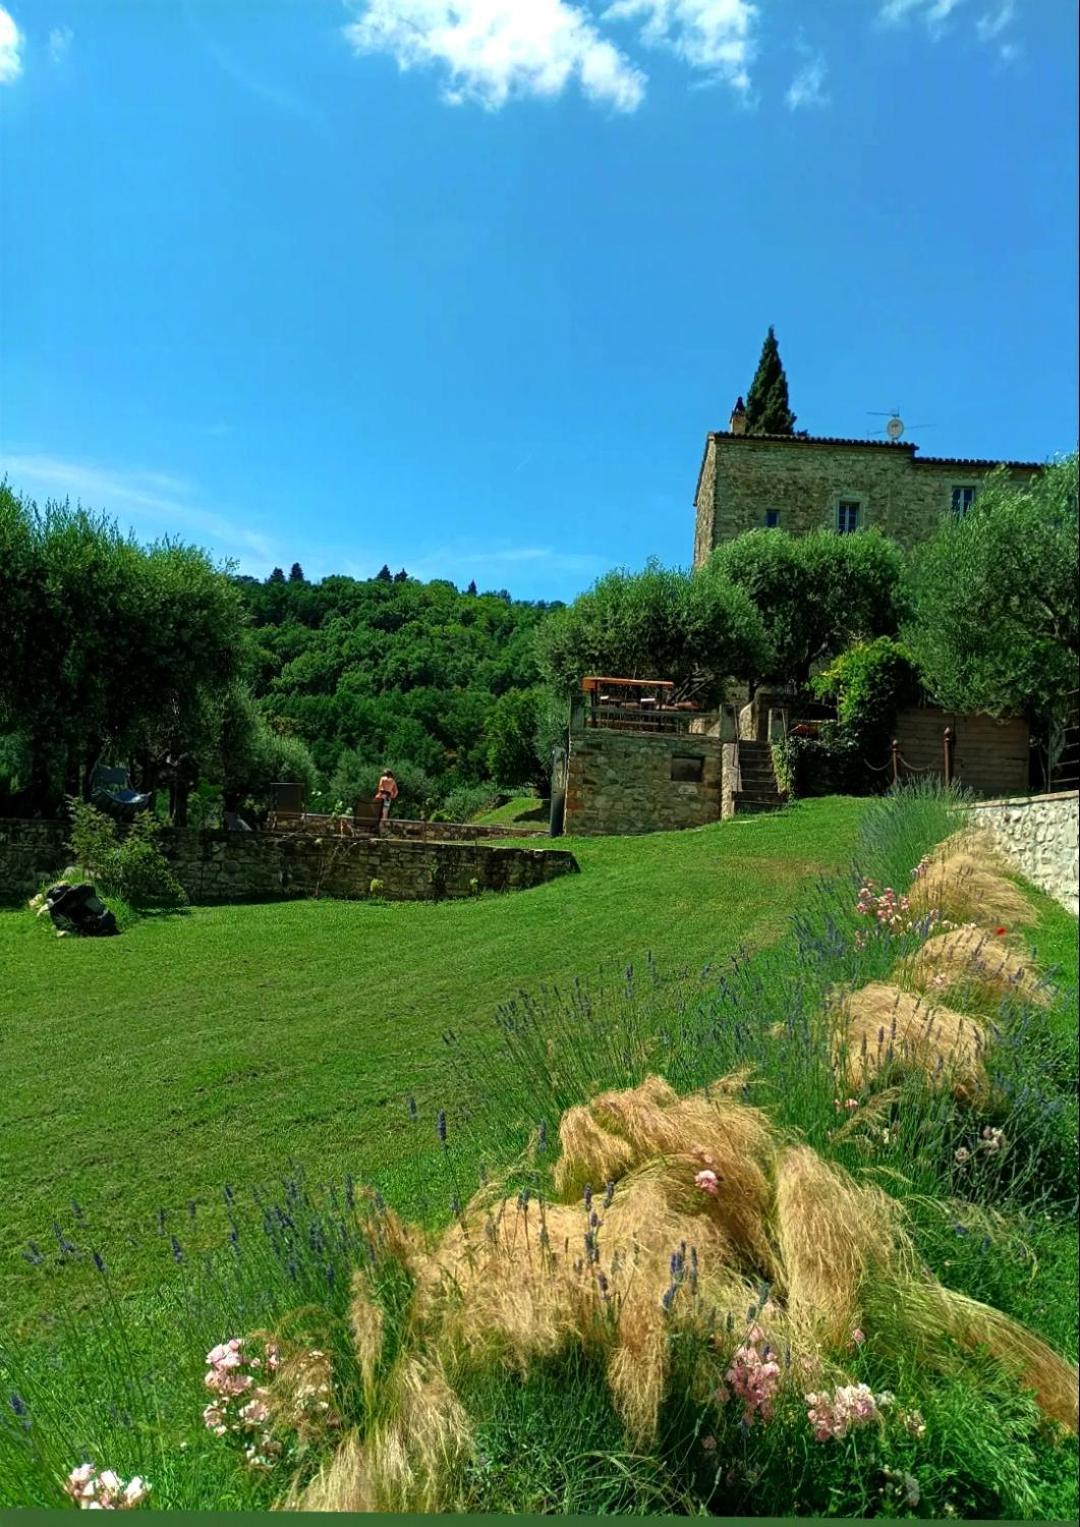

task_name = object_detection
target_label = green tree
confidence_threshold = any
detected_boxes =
[289,562,305,582]
[535,560,770,701]
[707,528,904,689]
[0,490,250,813]
[904,456,1079,729]
[744,325,796,436]
[484,688,545,788]
[216,684,317,814]
[268,567,286,584]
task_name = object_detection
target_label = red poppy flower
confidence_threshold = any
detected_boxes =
[995,926,1007,936]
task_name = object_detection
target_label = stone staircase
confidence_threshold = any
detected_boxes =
[731,739,787,816]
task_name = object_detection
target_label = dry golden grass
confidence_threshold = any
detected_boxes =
[908,831,1035,930]
[349,1281,384,1410]
[836,981,991,1103]
[285,1071,1078,1510]
[289,1356,472,1513]
[773,1145,911,1349]
[894,1282,1079,1434]
[903,925,1049,1009]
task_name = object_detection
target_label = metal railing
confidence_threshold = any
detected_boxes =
[1049,689,1079,791]
[583,702,726,737]
[866,729,956,786]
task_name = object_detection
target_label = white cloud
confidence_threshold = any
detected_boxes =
[976,1,1020,60]
[341,0,646,112]
[604,0,757,92]
[49,24,73,62]
[878,0,967,25]
[1,453,275,568]
[0,6,23,84]
[786,48,828,110]
[880,0,1021,59]
[975,1,1013,39]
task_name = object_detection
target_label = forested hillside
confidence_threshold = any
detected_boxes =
[234,568,561,816]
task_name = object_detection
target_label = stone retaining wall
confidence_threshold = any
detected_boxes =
[967,790,1079,917]
[0,819,577,905]
[565,727,723,836]
[382,818,546,842]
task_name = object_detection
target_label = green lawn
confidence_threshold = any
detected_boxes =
[1,799,866,1326]
[472,792,547,828]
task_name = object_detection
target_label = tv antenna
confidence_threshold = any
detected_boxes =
[866,408,932,442]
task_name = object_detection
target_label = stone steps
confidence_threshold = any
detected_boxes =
[731,741,785,817]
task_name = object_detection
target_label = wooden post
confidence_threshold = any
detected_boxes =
[890,739,900,785]
[943,726,955,788]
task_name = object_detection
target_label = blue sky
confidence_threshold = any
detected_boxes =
[1,1,1076,600]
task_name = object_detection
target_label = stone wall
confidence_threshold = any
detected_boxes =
[968,790,1079,917]
[895,707,1030,797]
[565,727,723,836]
[0,819,577,905]
[382,818,545,842]
[0,819,68,901]
[693,433,1040,561]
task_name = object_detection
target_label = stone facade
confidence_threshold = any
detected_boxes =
[0,819,577,905]
[693,432,1042,564]
[967,790,1079,917]
[565,726,723,836]
[894,707,1031,797]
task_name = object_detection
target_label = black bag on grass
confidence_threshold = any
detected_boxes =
[44,882,119,937]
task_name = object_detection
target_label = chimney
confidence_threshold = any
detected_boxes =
[729,396,747,436]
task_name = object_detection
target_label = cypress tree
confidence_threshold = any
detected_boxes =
[744,326,796,436]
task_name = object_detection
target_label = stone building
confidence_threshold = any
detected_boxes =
[692,400,1043,564]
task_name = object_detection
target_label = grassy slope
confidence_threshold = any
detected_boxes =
[0,799,865,1324]
[472,794,547,828]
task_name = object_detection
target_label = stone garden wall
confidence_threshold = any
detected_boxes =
[0,819,577,905]
[967,790,1079,917]
[564,728,723,836]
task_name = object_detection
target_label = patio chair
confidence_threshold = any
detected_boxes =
[351,797,384,834]
[268,781,306,832]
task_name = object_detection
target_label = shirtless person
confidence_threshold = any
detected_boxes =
[375,769,399,825]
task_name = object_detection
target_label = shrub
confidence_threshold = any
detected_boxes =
[329,752,438,820]
[772,723,864,799]
[67,800,187,909]
[441,783,501,824]
[812,638,923,755]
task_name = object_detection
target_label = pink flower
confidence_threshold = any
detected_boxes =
[701,1434,717,1452]
[63,1465,150,1511]
[723,1328,782,1425]
[805,1384,881,1442]
[850,1327,865,1346]
[695,1169,719,1196]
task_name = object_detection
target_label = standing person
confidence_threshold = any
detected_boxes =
[375,769,398,825]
